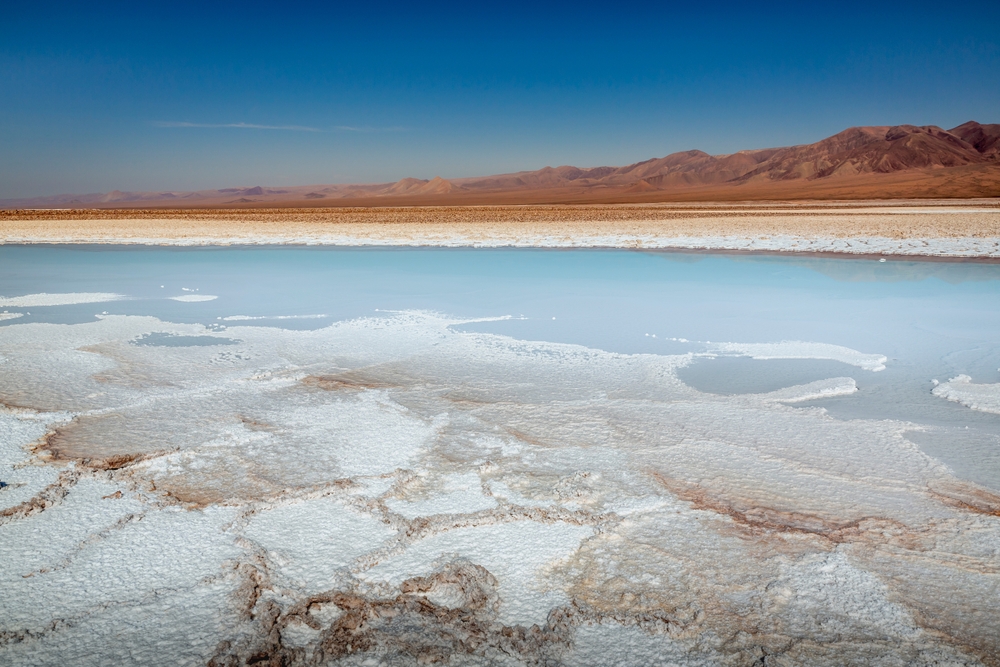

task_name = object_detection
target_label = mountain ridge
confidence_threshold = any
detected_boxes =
[5,121,998,208]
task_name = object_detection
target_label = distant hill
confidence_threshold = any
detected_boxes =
[4,121,998,208]
[443,122,1000,193]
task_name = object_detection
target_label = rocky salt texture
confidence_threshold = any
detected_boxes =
[1,312,998,666]
[933,375,1000,415]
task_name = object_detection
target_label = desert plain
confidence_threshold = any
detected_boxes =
[2,200,999,258]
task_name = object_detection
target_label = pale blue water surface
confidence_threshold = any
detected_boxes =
[2,245,1000,488]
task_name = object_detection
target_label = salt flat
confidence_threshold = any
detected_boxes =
[1,246,999,666]
[2,201,999,257]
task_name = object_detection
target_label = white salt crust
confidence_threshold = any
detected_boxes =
[384,472,498,519]
[0,292,124,307]
[710,340,888,371]
[0,410,64,513]
[758,377,859,403]
[933,375,1000,414]
[222,314,327,321]
[0,311,995,665]
[3,233,1000,259]
[360,520,595,627]
[168,294,218,302]
[242,497,396,591]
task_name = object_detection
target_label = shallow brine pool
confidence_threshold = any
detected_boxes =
[1,246,999,666]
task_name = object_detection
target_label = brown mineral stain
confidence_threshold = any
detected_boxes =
[0,471,78,526]
[35,417,163,467]
[929,482,1000,517]
[238,415,277,432]
[301,373,394,392]
[212,561,574,666]
[650,471,922,548]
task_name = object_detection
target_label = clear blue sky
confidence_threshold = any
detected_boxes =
[2,0,998,198]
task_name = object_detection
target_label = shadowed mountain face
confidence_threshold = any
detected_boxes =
[950,121,1000,156]
[5,122,999,208]
[731,124,997,183]
[454,122,997,191]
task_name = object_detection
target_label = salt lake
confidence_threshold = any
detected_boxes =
[2,246,999,665]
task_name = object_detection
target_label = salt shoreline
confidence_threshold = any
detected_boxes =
[2,233,999,259]
[2,201,999,257]
[3,202,999,257]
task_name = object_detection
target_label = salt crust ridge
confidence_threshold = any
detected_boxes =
[757,377,859,403]
[0,311,997,665]
[710,341,888,371]
[169,294,218,302]
[0,292,125,307]
[3,233,1000,258]
[222,314,328,321]
[932,375,1000,415]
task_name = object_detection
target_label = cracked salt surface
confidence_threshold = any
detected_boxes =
[384,472,498,519]
[2,248,1000,665]
[1,311,998,665]
[362,520,594,627]
[0,411,64,513]
[242,497,396,591]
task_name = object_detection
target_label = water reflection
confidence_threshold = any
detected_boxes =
[651,248,1000,284]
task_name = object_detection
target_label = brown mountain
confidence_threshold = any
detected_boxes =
[950,121,1000,156]
[4,121,998,208]
[734,124,993,182]
[386,176,457,196]
[446,122,998,194]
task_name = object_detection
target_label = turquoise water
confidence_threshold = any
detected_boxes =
[2,245,999,347]
[3,245,1000,487]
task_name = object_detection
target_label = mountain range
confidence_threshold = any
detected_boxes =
[5,121,998,208]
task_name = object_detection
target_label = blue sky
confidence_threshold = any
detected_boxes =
[2,0,999,198]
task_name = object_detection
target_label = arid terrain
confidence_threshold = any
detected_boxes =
[4,123,997,258]
[2,201,999,258]
[4,122,998,209]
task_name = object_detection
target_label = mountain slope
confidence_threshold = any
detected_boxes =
[447,121,998,194]
[4,121,998,208]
